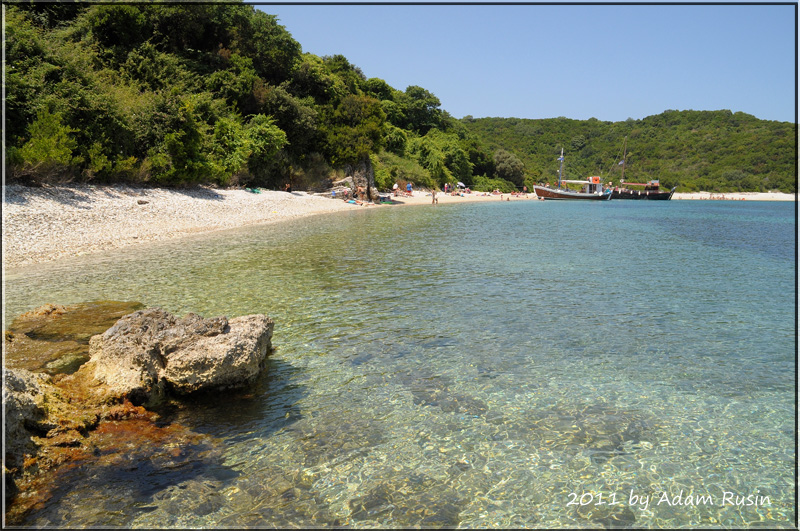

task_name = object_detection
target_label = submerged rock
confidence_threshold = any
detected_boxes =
[89,308,274,404]
[4,301,146,375]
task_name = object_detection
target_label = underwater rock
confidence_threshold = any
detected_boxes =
[89,308,274,404]
[349,475,466,527]
[401,369,488,417]
[4,301,146,375]
[575,502,637,528]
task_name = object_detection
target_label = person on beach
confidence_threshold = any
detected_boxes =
[406,182,412,196]
[284,183,292,193]
[393,183,399,196]
[431,189,438,204]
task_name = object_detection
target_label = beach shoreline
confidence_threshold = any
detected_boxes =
[1,184,541,270]
[2,184,794,270]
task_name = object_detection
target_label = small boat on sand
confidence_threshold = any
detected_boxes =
[533,148,612,200]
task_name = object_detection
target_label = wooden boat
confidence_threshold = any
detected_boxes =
[533,148,612,200]
[610,180,677,200]
[610,138,676,200]
[534,179,612,200]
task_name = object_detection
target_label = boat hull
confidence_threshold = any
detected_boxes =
[611,187,676,200]
[534,185,612,200]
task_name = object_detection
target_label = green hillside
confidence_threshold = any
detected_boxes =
[5,3,796,194]
[462,111,796,193]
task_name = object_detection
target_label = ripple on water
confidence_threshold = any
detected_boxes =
[8,201,795,528]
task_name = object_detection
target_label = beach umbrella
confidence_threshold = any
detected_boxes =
[457,182,465,188]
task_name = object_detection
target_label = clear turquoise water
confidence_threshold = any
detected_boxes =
[5,200,796,528]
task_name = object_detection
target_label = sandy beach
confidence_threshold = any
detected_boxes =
[2,184,793,270]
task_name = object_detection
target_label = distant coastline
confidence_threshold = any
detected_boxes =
[3,184,794,270]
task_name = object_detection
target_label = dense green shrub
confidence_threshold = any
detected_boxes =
[10,108,80,181]
[471,175,518,193]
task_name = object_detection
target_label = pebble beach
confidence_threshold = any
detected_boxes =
[3,183,794,270]
[2,184,357,270]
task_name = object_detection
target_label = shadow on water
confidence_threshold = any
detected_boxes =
[154,357,308,441]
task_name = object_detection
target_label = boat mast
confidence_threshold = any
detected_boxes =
[558,147,564,189]
[621,137,627,183]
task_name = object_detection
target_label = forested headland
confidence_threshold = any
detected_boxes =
[5,3,796,193]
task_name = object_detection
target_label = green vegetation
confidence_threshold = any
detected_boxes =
[6,3,795,193]
[462,112,796,193]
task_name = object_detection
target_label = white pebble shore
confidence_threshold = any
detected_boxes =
[3,184,355,270]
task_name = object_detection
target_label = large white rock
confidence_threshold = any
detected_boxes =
[88,308,273,404]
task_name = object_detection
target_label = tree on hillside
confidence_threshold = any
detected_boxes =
[401,85,443,134]
[229,9,301,85]
[323,94,386,166]
[363,77,394,101]
[258,84,320,160]
[288,54,345,105]
[244,114,289,186]
[9,108,80,181]
[494,149,524,187]
[322,54,366,96]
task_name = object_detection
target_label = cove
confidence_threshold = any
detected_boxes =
[4,200,796,528]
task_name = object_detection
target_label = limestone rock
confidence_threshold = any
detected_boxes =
[344,159,379,201]
[3,368,47,469]
[89,308,274,404]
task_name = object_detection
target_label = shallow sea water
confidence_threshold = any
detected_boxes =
[5,199,796,528]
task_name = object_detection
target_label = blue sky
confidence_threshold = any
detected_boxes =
[256,4,796,123]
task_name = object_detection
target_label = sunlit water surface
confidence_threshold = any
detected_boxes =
[5,200,796,528]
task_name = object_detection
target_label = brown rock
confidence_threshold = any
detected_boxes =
[4,301,146,375]
[89,308,274,405]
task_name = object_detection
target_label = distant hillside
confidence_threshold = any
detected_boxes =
[462,110,796,193]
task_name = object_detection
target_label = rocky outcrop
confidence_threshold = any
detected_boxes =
[3,369,47,470]
[4,303,275,522]
[89,308,274,405]
[344,158,379,201]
